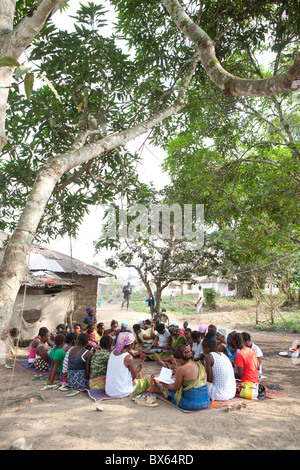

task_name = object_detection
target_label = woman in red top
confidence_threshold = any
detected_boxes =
[232,333,259,383]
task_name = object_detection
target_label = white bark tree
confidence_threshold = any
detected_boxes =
[0,0,299,336]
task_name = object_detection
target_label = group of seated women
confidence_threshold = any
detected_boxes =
[27,317,264,409]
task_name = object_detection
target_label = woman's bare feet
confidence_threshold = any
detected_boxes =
[149,374,162,394]
[154,352,170,368]
[139,350,146,363]
[169,355,178,373]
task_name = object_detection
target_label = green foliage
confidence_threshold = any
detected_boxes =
[2,0,300,248]
[0,3,151,240]
[203,287,217,309]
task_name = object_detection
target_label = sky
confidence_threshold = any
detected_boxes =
[43,2,171,274]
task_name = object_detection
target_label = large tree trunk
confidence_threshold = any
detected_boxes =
[0,54,200,336]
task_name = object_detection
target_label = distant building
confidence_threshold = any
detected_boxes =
[165,276,237,297]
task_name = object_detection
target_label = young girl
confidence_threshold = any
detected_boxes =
[232,333,259,384]
[216,328,227,354]
[226,331,239,365]
[28,327,53,367]
[191,330,204,362]
[242,332,263,378]
[35,328,52,372]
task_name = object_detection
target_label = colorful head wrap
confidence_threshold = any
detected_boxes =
[115,332,135,353]
[198,325,207,334]
[86,307,94,314]
[121,322,128,327]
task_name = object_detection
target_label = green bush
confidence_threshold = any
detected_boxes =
[203,288,217,309]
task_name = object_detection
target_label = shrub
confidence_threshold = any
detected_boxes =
[203,288,217,309]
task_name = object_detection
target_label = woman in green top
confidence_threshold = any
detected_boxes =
[47,334,66,385]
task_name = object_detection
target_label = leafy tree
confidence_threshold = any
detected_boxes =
[0,0,299,336]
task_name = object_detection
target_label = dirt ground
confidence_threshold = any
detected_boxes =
[0,303,299,451]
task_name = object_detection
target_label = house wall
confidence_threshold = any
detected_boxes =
[59,273,98,325]
[164,281,237,297]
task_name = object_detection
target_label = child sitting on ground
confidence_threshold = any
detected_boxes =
[242,332,263,378]
[191,330,204,362]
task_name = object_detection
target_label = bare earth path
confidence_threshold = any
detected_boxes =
[0,303,299,451]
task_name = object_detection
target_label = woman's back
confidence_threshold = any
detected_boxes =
[105,351,136,398]
[209,352,236,401]
[180,360,200,382]
[68,347,89,370]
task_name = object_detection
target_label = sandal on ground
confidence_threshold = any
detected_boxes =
[135,395,158,407]
[65,390,80,397]
[40,384,59,390]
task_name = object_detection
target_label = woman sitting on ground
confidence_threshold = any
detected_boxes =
[242,332,263,378]
[153,344,211,411]
[216,329,227,354]
[83,323,98,349]
[232,333,259,384]
[89,335,114,390]
[28,327,53,367]
[105,332,154,399]
[202,333,236,401]
[104,319,119,346]
[133,321,155,348]
[47,334,66,385]
[35,328,52,372]
[190,330,204,362]
[67,333,93,390]
[141,323,172,360]
[226,331,239,365]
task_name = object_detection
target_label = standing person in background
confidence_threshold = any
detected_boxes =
[195,286,203,314]
[121,281,132,310]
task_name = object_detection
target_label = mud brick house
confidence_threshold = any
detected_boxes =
[0,231,113,344]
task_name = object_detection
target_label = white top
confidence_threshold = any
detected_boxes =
[155,329,171,347]
[208,352,236,401]
[250,342,263,358]
[192,340,203,358]
[105,351,137,398]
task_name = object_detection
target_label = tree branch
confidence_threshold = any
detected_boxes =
[161,0,300,97]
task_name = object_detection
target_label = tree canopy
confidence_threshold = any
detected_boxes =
[0,0,299,333]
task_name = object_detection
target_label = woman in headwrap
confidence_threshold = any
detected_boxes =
[216,328,227,354]
[105,332,153,398]
[154,344,211,411]
[89,335,114,390]
[83,307,97,331]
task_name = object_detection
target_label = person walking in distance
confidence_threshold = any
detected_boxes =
[121,281,132,310]
[196,286,203,314]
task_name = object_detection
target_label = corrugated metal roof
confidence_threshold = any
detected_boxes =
[0,231,114,278]
[28,253,65,272]
[24,271,78,287]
